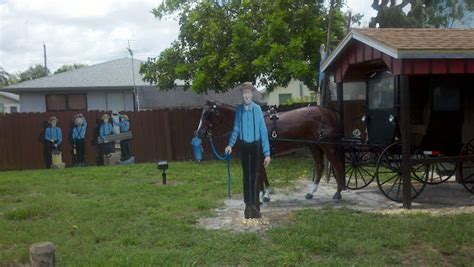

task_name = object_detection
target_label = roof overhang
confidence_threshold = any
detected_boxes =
[0,86,137,94]
[321,30,474,73]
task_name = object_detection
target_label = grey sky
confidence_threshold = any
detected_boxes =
[0,0,375,74]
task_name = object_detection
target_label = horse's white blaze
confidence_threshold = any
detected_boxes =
[195,109,205,134]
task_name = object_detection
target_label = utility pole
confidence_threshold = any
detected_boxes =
[43,42,48,76]
[127,40,139,111]
[347,11,352,33]
[326,0,335,52]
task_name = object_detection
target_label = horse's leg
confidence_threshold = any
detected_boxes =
[321,145,345,200]
[257,157,271,203]
[305,145,324,200]
[261,164,271,202]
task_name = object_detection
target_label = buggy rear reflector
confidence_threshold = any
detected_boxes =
[423,150,441,156]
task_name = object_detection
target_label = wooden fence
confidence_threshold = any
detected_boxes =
[0,109,229,171]
[0,102,365,171]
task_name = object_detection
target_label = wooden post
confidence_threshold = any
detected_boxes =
[399,75,412,209]
[336,82,345,184]
[30,242,56,267]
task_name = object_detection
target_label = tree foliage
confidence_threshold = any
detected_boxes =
[17,64,49,82]
[54,64,88,74]
[370,0,474,28]
[0,67,13,87]
[141,0,353,93]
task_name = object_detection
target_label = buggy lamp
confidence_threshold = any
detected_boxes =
[157,161,168,184]
[361,115,366,122]
[388,115,395,123]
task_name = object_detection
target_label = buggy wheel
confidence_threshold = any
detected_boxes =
[375,142,428,202]
[426,161,457,185]
[343,146,380,190]
[459,138,474,194]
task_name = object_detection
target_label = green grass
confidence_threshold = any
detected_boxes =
[0,156,473,266]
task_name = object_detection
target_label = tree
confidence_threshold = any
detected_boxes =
[0,67,19,87]
[17,64,49,82]
[54,64,88,74]
[0,67,11,87]
[140,0,353,93]
[370,0,474,28]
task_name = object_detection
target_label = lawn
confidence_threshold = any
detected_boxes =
[0,156,473,266]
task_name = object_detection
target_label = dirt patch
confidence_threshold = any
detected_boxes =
[198,179,474,232]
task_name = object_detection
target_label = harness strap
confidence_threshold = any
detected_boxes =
[209,137,232,199]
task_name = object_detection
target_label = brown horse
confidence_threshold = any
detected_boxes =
[195,101,346,200]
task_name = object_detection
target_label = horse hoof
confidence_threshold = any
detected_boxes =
[263,197,270,203]
[332,192,341,200]
[305,193,313,200]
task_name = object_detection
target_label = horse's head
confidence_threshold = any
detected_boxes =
[195,100,226,138]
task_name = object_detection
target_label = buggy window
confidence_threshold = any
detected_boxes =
[368,72,394,110]
[433,87,460,111]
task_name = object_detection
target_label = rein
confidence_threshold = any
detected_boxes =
[208,136,232,199]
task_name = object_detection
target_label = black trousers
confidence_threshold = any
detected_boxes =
[241,141,260,206]
[74,139,85,164]
[120,140,131,161]
[102,142,114,155]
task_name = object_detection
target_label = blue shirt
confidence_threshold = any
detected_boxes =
[45,127,62,145]
[119,120,130,133]
[228,102,270,157]
[99,122,116,140]
[72,119,87,141]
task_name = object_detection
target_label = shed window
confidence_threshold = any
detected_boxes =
[368,72,394,110]
[46,94,87,111]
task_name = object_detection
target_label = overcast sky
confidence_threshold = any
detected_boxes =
[0,0,375,74]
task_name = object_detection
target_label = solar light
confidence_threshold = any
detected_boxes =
[157,161,168,184]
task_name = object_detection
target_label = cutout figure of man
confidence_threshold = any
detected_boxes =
[72,113,87,166]
[225,82,271,219]
[99,113,116,158]
[44,116,62,167]
[119,114,131,161]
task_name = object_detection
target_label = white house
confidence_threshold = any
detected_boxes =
[1,58,145,113]
[0,92,20,113]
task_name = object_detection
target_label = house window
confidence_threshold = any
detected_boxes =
[10,106,18,113]
[279,93,292,105]
[46,94,87,111]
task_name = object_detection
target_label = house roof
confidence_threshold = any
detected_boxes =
[138,86,265,109]
[1,58,181,93]
[322,28,474,72]
[0,92,20,102]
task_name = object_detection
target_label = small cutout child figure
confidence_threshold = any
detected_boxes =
[72,113,87,166]
[99,113,116,157]
[191,134,203,163]
[45,116,63,167]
